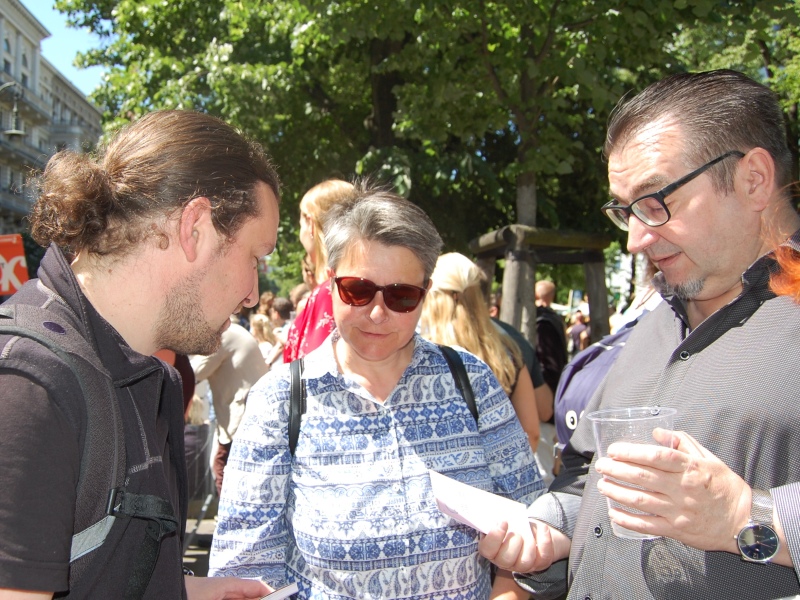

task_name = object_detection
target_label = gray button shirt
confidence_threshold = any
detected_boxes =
[520,231,800,599]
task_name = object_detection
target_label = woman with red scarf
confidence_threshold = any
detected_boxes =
[283,180,354,362]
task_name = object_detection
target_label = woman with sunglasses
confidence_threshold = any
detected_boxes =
[209,183,544,599]
[283,179,355,363]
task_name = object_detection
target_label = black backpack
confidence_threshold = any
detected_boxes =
[0,304,179,600]
[287,345,477,456]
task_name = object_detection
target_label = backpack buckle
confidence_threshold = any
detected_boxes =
[106,487,123,516]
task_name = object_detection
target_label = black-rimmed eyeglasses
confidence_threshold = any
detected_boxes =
[601,150,745,231]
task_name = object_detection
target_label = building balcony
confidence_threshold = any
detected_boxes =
[0,74,52,125]
[50,122,89,136]
[50,121,100,152]
[0,188,33,217]
[0,134,48,168]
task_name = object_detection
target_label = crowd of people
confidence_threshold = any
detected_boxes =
[2,67,800,600]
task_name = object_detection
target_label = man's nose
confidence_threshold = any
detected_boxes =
[626,216,659,254]
[243,272,259,308]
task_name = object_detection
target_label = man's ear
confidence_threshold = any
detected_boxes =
[738,148,776,213]
[178,197,214,262]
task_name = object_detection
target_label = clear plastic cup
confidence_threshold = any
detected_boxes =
[586,406,677,539]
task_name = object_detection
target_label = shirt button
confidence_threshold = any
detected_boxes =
[679,350,690,360]
[594,525,602,538]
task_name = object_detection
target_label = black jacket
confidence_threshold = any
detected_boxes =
[0,244,188,598]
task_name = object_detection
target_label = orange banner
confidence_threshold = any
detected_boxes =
[0,233,29,295]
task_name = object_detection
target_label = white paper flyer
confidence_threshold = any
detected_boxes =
[428,469,533,545]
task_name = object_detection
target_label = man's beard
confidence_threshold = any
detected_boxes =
[654,274,705,300]
[154,271,225,356]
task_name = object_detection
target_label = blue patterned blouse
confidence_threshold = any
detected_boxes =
[209,333,544,599]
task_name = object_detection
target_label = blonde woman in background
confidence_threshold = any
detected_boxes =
[420,252,542,454]
[249,313,277,365]
[283,179,355,361]
[256,291,275,316]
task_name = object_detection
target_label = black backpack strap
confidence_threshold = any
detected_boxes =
[288,358,306,456]
[0,304,176,600]
[0,304,126,561]
[109,489,179,600]
[438,345,479,424]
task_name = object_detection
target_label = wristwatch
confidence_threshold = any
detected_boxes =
[735,489,780,563]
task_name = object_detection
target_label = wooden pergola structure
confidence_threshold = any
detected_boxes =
[469,224,614,346]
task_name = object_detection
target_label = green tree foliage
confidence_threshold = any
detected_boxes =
[671,1,800,191]
[55,0,800,296]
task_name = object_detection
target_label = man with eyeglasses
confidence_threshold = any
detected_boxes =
[479,69,800,599]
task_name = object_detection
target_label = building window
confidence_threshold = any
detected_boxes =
[21,74,28,88]
[3,39,9,52]
[21,53,27,68]
[3,60,10,75]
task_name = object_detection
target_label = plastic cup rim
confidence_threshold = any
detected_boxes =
[585,406,677,423]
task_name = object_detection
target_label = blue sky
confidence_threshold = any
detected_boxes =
[21,1,106,96]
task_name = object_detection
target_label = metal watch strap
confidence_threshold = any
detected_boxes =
[750,489,773,525]
[736,488,779,564]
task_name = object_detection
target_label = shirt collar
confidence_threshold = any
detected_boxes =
[37,244,167,386]
[300,330,440,381]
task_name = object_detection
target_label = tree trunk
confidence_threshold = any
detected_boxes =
[366,38,404,148]
[499,225,537,348]
[504,169,538,345]
[516,169,537,227]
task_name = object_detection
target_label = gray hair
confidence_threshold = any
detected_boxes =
[604,70,793,196]
[323,182,443,280]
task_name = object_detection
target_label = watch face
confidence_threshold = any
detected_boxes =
[738,524,780,562]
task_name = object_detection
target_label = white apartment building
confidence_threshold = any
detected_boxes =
[0,0,102,234]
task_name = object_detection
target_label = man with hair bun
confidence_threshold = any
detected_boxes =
[0,110,279,599]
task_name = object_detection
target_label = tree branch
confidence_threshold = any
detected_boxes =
[477,0,529,130]
[533,0,563,65]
